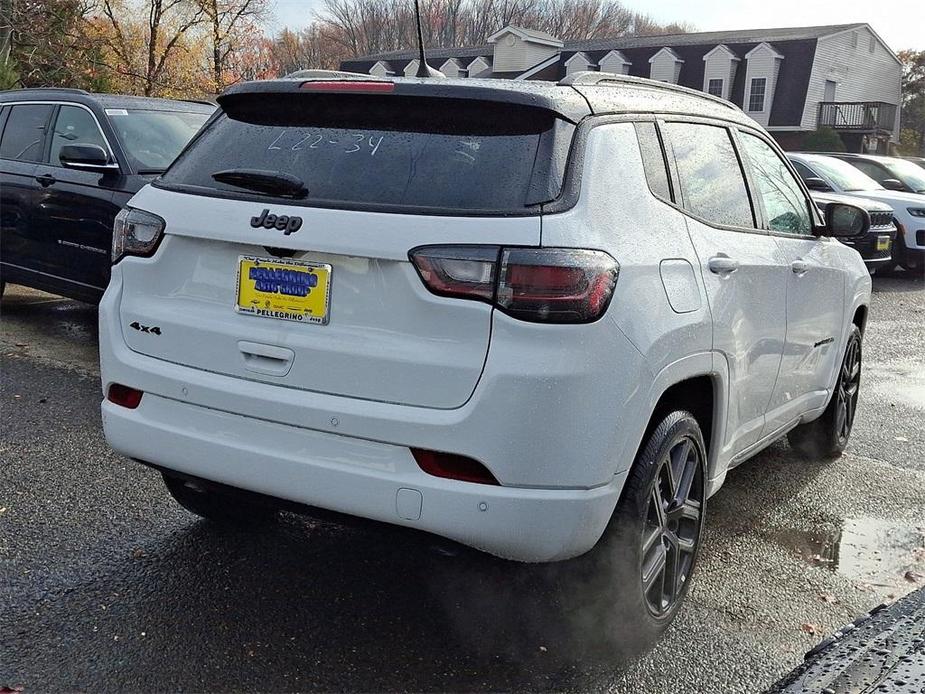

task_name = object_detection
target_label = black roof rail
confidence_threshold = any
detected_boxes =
[559,71,738,112]
[10,87,92,95]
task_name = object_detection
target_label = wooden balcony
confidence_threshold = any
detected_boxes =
[817,101,897,133]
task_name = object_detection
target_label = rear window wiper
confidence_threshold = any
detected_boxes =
[211,169,307,199]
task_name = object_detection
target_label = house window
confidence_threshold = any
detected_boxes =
[869,36,876,53]
[707,79,724,97]
[851,32,858,48]
[748,78,766,112]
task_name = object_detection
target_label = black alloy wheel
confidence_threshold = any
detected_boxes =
[835,334,861,447]
[640,434,704,617]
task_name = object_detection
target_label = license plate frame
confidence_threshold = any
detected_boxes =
[235,255,332,325]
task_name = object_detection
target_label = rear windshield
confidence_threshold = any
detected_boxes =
[157,94,572,214]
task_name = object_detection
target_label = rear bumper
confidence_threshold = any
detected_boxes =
[103,394,624,562]
[99,267,645,562]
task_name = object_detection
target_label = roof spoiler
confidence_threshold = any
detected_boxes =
[217,79,591,123]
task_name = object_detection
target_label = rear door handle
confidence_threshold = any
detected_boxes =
[35,173,56,187]
[791,259,809,274]
[708,256,739,275]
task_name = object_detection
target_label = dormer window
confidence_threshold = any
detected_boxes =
[467,56,492,77]
[742,42,784,126]
[599,49,631,75]
[702,44,739,100]
[440,58,465,78]
[369,61,394,77]
[565,52,594,76]
[648,47,684,84]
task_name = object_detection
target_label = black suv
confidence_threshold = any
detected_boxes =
[0,88,213,302]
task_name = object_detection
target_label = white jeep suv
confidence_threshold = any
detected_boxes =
[100,74,872,645]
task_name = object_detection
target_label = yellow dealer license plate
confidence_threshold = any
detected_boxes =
[876,236,890,251]
[235,256,332,325]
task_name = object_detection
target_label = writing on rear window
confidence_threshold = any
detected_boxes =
[267,130,385,156]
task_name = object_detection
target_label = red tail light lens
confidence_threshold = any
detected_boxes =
[300,80,395,93]
[408,246,499,302]
[498,248,618,323]
[411,448,499,485]
[107,383,143,409]
[409,246,618,323]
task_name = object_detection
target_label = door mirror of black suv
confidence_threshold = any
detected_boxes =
[804,177,830,191]
[825,202,870,238]
[59,144,119,173]
[881,178,905,191]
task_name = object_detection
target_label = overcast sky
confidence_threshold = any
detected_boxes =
[269,0,924,51]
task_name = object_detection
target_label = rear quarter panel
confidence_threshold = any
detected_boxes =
[542,120,715,477]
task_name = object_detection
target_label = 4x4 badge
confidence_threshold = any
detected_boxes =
[250,209,302,235]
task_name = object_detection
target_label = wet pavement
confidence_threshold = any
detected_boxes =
[1,273,924,693]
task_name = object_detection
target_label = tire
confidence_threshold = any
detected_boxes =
[560,410,708,657]
[162,472,278,526]
[788,325,862,460]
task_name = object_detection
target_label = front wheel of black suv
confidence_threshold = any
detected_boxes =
[788,325,862,461]
[162,472,279,526]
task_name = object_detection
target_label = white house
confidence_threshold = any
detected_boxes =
[342,23,903,152]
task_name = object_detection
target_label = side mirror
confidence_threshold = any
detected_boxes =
[804,177,830,191]
[825,202,870,238]
[59,144,119,173]
[881,178,904,191]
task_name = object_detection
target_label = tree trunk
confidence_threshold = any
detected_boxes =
[211,0,221,93]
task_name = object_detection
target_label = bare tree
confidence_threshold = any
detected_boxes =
[198,0,268,92]
[100,0,205,95]
[306,0,691,61]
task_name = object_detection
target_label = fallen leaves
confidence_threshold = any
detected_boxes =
[903,570,923,583]
[800,622,822,636]
[818,593,838,605]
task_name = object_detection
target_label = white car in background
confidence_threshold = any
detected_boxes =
[788,152,925,273]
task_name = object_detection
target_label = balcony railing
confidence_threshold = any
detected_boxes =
[817,101,897,132]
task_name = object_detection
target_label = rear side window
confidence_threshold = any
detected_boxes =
[634,122,671,200]
[849,160,888,184]
[0,104,54,162]
[662,122,754,228]
[159,95,571,214]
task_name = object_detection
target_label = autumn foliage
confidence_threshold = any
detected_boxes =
[0,0,693,97]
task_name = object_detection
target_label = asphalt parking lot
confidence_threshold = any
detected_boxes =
[1,273,924,693]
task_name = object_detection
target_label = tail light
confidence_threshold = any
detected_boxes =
[300,80,394,93]
[112,207,165,264]
[411,448,499,485]
[409,246,618,323]
[107,383,143,409]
